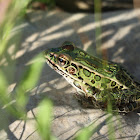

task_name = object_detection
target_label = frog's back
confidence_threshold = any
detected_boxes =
[61,41,140,90]
[72,48,139,89]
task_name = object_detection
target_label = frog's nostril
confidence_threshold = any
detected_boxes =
[49,53,54,57]
[43,50,50,59]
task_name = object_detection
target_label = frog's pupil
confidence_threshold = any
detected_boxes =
[59,58,63,62]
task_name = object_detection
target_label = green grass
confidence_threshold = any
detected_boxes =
[0,0,57,139]
[36,99,56,140]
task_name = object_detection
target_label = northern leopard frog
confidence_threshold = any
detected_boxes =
[44,41,140,113]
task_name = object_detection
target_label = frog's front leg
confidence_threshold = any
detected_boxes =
[74,91,101,109]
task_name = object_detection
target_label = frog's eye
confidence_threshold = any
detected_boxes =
[59,58,64,63]
[58,57,66,66]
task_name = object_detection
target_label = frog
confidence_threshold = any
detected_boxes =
[44,41,140,113]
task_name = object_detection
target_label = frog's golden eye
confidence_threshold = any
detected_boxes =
[59,58,64,63]
[58,57,66,66]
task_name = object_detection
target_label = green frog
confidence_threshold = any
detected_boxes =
[44,41,140,113]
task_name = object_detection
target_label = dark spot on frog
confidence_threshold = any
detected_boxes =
[91,86,100,94]
[111,81,116,87]
[79,65,83,69]
[92,86,95,90]
[85,83,89,86]
[78,76,83,81]
[71,63,78,70]
[91,80,95,84]
[83,68,91,77]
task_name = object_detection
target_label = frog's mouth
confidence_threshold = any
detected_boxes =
[46,57,57,70]
[44,51,66,76]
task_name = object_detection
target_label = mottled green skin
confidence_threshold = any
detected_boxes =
[44,41,140,113]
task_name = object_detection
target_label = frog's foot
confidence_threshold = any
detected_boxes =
[74,92,100,109]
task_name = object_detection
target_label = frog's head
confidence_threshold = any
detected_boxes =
[44,41,78,73]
